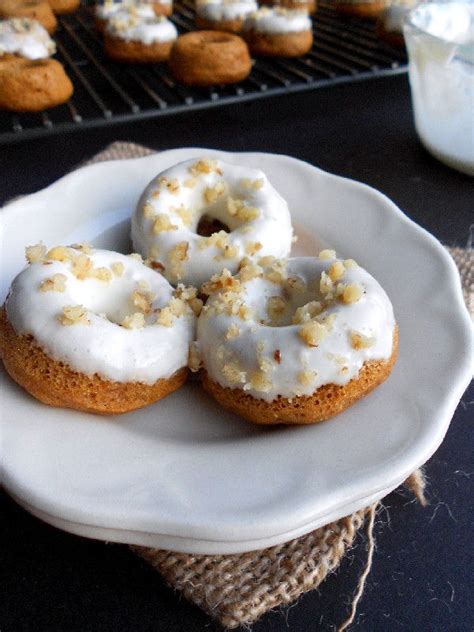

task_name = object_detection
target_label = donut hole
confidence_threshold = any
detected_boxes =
[197,214,230,237]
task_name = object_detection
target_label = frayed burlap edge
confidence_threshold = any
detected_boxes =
[85,142,471,630]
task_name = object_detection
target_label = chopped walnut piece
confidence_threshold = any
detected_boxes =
[342,283,363,304]
[173,205,193,226]
[238,304,252,321]
[58,305,89,326]
[248,370,272,392]
[204,181,227,204]
[46,246,72,262]
[299,320,329,347]
[245,241,263,256]
[153,214,178,234]
[318,249,336,260]
[71,243,92,254]
[121,312,145,329]
[292,300,323,324]
[226,323,240,339]
[344,258,358,269]
[143,203,155,219]
[258,255,276,267]
[165,178,180,195]
[169,241,189,280]
[189,297,203,316]
[71,254,93,280]
[240,177,264,190]
[222,243,239,259]
[237,205,259,222]
[328,261,345,282]
[319,271,334,295]
[39,273,67,293]
[132,290,153,314]
[111,262,124,277]
[25,243,47,264]
[238,262,263,282]
[266,295,286,320]
[156,307,174,327]
[223,363,246,385]
[350,331,375,349]
[189,159,221,176]
[274,349,282,364]
[298,370,315,387]
[128,253,143,263]
[201,268,240,295]
[188,342,202,372]
[90,267,113,283]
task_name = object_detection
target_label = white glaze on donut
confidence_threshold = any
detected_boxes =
[5,246,197,384]
[96,2,156,20]
[106,13,177,43]
[0,19,56,60]
[132,158,293,288]
[197,0,258,22]
[196,254,396,402]
[243,8,312,34]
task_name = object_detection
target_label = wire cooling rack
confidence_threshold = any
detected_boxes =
[0,1,407,144]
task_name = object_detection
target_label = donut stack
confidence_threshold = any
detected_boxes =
[1,157,398,425]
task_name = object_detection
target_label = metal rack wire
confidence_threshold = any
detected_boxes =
[0,2,407,144]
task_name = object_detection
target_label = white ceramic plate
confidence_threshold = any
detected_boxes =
[1,149,472,554]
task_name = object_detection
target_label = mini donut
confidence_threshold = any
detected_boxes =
[150,0,172,17]
[94,2,156,33]
[48,0,80,14]
[330,0,389,19]
[169,30,252,86]
[132,157,293,287]
[0,18,56,60]
[195,252,398,425]
[260,0,316,15]
[0,244,200,415]
[243,8,313,57]
[195,0,258,34]
[104,13,178,62]
[0,0,57,34]
[0,57,73,111]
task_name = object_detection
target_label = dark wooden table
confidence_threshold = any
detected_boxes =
[1,73,473,632]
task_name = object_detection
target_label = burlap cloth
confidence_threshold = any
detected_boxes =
[86,142,473,630]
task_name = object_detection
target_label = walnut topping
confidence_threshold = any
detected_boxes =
[131,290,153,314]
[240,177,264,190]
[319,249,336,260]
[173,205,193,226]
[259,357,273,373]
[39,273,67,293]
[188,342,202,372]
[350,331,375,349]
[342,283,363,304]
[46,246,72,262]
[121,312,145,329]
[58,305,89,326]
[274,349,282,364]
[71,254,93,280]
[238,262,263,282]
[204,181,227,204]
[143,202,155,219]
[248,370,272,392]
[155,307,174,327]
[292,300,323,324]
[201,268,241,295]
[245,241,263,256]
[89,267,113,283]
[285,276,306,293]
[298,370,316,386]
[160,178,180,195]
[264,264,286,285]
[71,243,92,254]
[169,241,189,280]
[222,243,239,260]
[226,323,240,339]
[266,295,286,320]
[344,258,358,269]
[328,261,345,282]
[150,189,161,200]
[258,255,276,267]
[190,297,203,316]
[128,253,143,263]
[153,214,178,234]
[223,363,246,385]
[319,271,334,295]
[227,197,259,222]
[25,243,46,264]
[111,262,124,277]
[299,320,329,347]
[189,159,222,176]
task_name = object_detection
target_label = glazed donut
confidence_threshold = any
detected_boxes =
[195,0,258,34]
[0,0,57,34]
[0,57,73,111]
[132,158,293,287]
[0,244,200,415]
[94,2,156,33]
[260,0,317,15]
[243,8,313,57]
[0,18,56,59]
[195,252,397,425]
[48,0,80,14]
[168,31,252,86]
[104,13,178,63]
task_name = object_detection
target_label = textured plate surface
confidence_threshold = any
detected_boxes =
[1,148,472,554]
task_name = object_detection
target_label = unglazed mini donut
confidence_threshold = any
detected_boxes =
[0,244,200,415]
[150,0,172,17]
[95,2,156,33]
[243,8,313,57]
[104,13,177,62]
[0,0,57,34]
[168,31,252,86]
[132,158,293,287]
[0,18,56,59]
[195,0,258,34]
[48,0,80,14]
[195,252,397,425]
